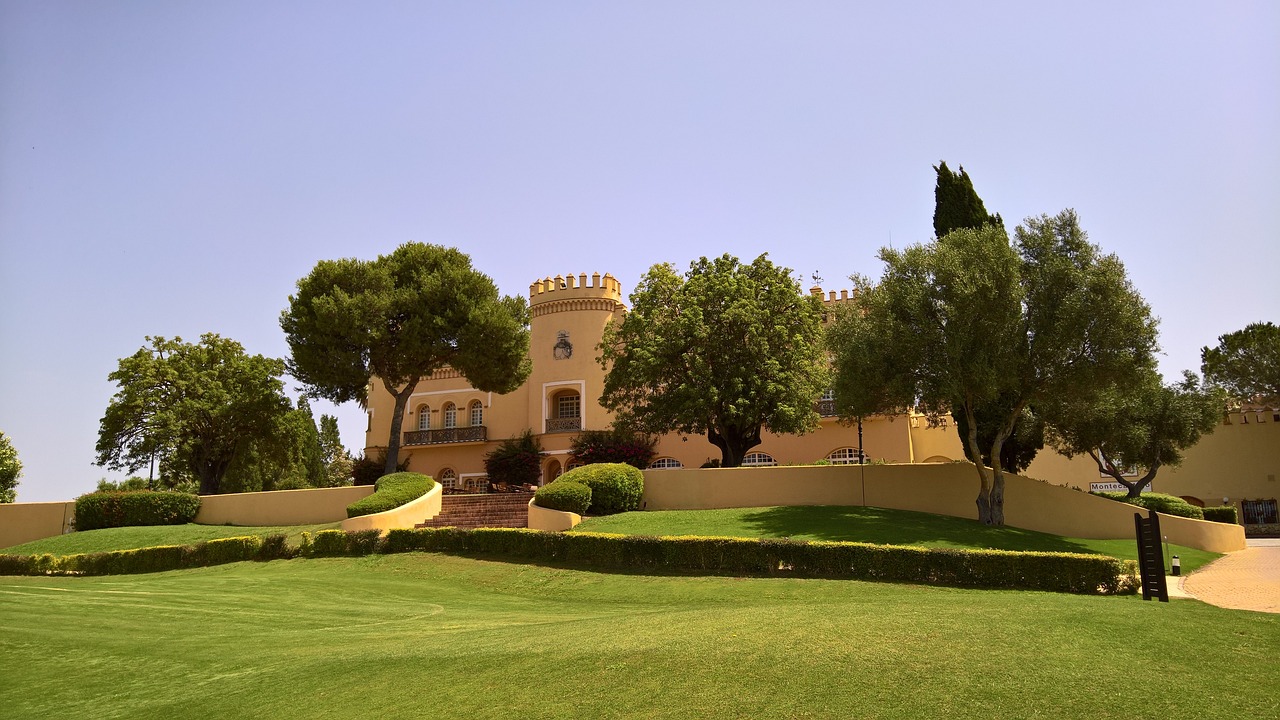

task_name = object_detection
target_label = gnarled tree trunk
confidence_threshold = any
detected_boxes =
[708,423,763,468]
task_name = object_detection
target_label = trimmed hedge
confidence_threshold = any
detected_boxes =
[299,529,382,557]
[0,525,1136,595]
[1092,491,1205,520]
[1202,506,1238,524]
[346,472,435,518]
[379,528,1137,595]
[74,491,202,531]
[558,463,643,515]
[0,534,292,576]
[533,481,592,515]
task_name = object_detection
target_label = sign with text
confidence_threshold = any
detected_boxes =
[1091,482,1154,494]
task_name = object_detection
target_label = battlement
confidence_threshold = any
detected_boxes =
[809,285,859,305]
[529,272,624,306]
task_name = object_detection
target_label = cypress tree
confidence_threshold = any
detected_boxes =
[933,161,1040,472]
[933,161,1003,238]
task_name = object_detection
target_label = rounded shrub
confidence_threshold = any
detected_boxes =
[74,491,201,531]
[558,463,643,515]
[1202,506,1238,524]
[1092,491,1205,520]
[533,480,592,515]
[346,472,436,518]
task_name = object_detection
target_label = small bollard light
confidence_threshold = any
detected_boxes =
[1171,555,1181,576]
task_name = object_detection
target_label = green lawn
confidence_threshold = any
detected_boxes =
[0,522,341,556]
[575,505,1220,573]
[0,554,1275,719]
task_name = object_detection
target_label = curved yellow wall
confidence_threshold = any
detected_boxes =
[341,483,442,534]
[642,463,1245,553]
[527,498,581,531]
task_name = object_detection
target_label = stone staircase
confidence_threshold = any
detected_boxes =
[415,492,535,530]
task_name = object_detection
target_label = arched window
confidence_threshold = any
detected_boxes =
[438,468,457,490]
[442,402,457,429]
[742,452,776,467]
[826,448,864,465]
[469,400,484,427]
[648,457,683,470]
[416,405,431,431]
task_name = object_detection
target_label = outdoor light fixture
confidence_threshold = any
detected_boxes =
[1171,555,1181,576]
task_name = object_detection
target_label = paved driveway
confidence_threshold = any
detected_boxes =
[1180,538,1280,613]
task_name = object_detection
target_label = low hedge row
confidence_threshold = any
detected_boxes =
[1202,506,1238,524]
[74,491,202,531]
[346,472,436,518]
[532,480,592,515]
[0,534,291,576]
[1092,491,1205,520]
[0,527,1137,595]
[379,528,1136,595]
[298,529,382,557]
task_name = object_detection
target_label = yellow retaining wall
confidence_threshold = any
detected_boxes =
[341,483,443,533]
[527,498,582,531]
[642,463,1245,553]
[0,501,77,549]
[195,486,374,526]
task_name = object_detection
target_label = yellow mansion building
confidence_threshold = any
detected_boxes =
[364,271,1279,527]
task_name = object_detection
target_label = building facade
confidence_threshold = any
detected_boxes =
[363,271,1279,528]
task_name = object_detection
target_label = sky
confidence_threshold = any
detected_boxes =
[1,2,1277,503]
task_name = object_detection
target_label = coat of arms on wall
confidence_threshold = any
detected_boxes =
[553,331,573,360]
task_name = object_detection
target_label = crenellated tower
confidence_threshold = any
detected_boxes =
[524,272,627,442]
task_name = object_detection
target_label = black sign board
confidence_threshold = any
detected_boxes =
[1134,510,1169,602]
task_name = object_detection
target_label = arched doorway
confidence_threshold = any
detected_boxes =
[543,458,562,486]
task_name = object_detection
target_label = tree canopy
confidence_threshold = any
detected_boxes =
[221,396,326,493]
[1201,321,1280,407]
[281,243,532,474]
[95,334,292,495]
[1045,369,1222,497]
[599,253,828,467]
[0,430,21,503]
[828,211,1158,524]
[932,161,1042,472]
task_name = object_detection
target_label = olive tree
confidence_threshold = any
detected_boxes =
[830,211,1158,524]
[281,243,531,475]
[1045,369,1223,498]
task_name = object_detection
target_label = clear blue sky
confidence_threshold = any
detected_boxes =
[2,2,1277,502]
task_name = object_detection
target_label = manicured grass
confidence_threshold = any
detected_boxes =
[0,554,1275,719]
[0,522,341,556]
[575,505,1220,573]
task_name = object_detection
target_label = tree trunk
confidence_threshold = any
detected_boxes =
[708,423,762,468]
[192,456,231,496]
[1086,450,1159,498]
[963,405,996,524]
[383,378,420,476]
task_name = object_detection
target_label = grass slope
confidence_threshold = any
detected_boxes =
[0,554,1275,719]
[575,505,1219,573]
[1,522,341,556]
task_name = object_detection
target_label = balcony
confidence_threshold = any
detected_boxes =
[816,399,837,417]
[403,426,487,446]
[545,417,582,433]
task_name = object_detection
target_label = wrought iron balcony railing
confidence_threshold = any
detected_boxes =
[545,417,582,433]
[816,399,837,417]
[403,426,487,446]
